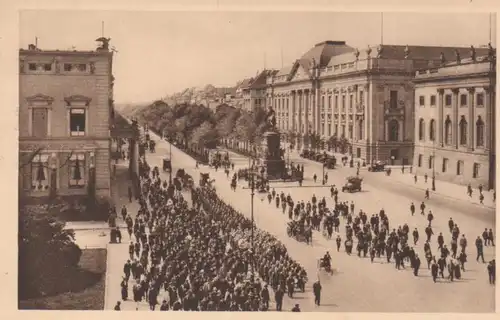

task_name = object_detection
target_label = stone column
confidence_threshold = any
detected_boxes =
[298,91,302,134]
[484,86,492,152]
[437,89,444,146]
[304,90,309,132]
[353,85,358,141]
[364,84,370,143]
[467,87,475,151]
[316,87,321,134]
[452,88,459,149]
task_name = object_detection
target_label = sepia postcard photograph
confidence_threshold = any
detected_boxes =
[11,4,497,316]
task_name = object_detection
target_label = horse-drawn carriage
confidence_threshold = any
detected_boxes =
[200,173,210,187]
[286,221,312,244]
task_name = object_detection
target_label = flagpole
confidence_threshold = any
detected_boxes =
[102,21,105,37]
[381,12,384,44]
[489,13,492,44]
[281,46,284,68]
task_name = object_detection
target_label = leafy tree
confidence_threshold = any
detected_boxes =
[19,206,82,299]
[338,135,350,154]
[327,135,338,152]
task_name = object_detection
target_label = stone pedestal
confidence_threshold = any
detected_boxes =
[260,131,285,180]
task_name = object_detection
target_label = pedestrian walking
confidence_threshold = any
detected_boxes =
[313,279,322,306]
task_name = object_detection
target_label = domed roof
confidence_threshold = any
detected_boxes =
[300,40,355,67]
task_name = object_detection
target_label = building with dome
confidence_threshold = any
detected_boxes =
[264,40,490,165]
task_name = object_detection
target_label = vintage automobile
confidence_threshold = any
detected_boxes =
[324,157,336,169]
[368,161,386,172]
[341,176,363,193]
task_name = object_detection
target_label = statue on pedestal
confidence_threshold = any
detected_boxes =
[264,106,277,132]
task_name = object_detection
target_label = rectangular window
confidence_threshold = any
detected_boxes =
[442,158,448,173]
[31,154,50,192]
[359,91,364,104]
[460,94,467,107]
[419,96,425,106]
[69,154,86,188]
[335,96,339,112]
[476,93,484,107]
[327,125,331,136]
[418,154,423,167]
[342,96,346,112]
[348,125,353,139]
[390,90,398,109]
[445,94,452,106]
[64,63,73,72]
[349,95,353,111]
[321,126,325,135]
[69,108,86,136]
[31,108,48,138]
[456,161,464,175]
[44,63,52,71]
[342,125,346,137]
[430,95,436,106]
[473,163,480,178]
[428,156,433,169]
[28,63,37,71]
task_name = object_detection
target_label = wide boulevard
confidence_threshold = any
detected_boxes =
[143,129,495,312]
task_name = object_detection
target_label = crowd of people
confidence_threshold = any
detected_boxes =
[114,158,307,311]
[260,175,496,285]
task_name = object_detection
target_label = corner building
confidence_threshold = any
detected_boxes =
[412,54,496,189]
[267,40,489,165]
[19,45,114,200]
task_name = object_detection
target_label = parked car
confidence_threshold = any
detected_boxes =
[368,161,386,172]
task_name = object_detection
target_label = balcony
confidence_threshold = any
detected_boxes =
[384,103,405,117]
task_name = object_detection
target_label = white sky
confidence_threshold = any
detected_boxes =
[19,11,496,104]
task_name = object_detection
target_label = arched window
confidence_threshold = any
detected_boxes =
[476,116,485,147]
[444,116,452,145]
[429,119,436,141]
[418,118,425,141]
[388,119,399,141]
[459,116,467,146]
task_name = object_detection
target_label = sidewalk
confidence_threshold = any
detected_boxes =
[383,169,495,209]
[104,157,142,310]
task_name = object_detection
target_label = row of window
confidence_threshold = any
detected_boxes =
[30,153,88,191]
[418,92,485,107]
[417,116,485,147]
[25,62,91,73]
[276,120,366,141]
[31,107,87,138]
[417,155,481,178]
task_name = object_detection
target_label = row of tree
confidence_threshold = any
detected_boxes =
[136,101,270,150]
[136,100,352,154]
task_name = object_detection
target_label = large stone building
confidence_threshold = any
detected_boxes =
[238,70,278,112]
[412,48,496,189]
[19,42,114,200]
[265,40,489,164]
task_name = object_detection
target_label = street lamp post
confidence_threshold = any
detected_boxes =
[169,140,173,184]
[432,137,436,191]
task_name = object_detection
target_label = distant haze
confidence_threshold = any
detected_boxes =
[20,11,496,104]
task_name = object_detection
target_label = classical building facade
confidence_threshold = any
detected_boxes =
[19,42,114,200]
[265,40,488,165]
[238,70,277,112]
[412,51,496,189]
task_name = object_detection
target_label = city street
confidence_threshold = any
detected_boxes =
[148,130,495,312]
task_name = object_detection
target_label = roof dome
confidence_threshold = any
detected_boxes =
[300,40,354,67]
